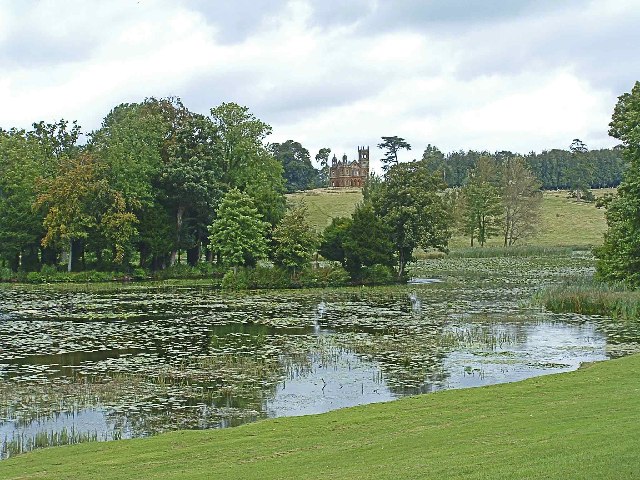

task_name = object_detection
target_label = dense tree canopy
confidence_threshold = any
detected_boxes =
[270,140,317,193]
[596,81,640,284]
[370,159,451,277]
[208,188,269,269]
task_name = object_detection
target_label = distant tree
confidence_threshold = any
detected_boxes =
[315,147,332,187]
[458,157,502,247]
[319,216,351,267]
[422,144,446,181]
[271,140,317,193]
[160,113,222,266]
[208,188,269,271]
[35,153,137,272]
[377,136,411,171]
[271,204,318,272]
[566,138,595,201]
[0,128,51,271]
[501,157,542,246]
[596,81,640,284]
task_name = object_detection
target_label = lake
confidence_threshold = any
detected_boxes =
[1,252,637,458]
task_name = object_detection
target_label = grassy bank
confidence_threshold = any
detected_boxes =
[2,354,639,479]
[288,188,608,248]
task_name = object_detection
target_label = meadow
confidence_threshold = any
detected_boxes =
[289,187,610,248]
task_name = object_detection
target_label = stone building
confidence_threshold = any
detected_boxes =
[329,146,370,188]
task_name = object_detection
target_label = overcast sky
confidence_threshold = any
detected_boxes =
[1,0,638,172]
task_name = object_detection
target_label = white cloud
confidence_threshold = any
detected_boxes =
[0,0,636,171]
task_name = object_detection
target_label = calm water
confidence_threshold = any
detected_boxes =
[0,254,637,458]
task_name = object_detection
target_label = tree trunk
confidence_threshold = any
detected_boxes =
[67,238,73,272]
[187,243,200,266]
[170,205,186,267]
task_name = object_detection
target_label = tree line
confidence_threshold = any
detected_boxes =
[0,99,287,273]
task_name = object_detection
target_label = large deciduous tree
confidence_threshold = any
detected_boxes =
[458,156,502,247]
[271,140,317,193]
[501,157,542,246]
[371,160,451,278]
[210,103,286,226]
[596,81,640,284]
[35,153,138,271]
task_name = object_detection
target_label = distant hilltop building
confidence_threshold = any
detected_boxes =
[329,146,370,188]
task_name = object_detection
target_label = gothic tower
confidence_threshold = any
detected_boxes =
[358,146,370,176]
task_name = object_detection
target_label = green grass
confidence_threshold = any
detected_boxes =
[287,188,363,230]
[289,188,609,248]
[2,354,639,479]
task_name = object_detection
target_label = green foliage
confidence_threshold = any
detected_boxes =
[210,102,286,226]
[319,217,352,265]
[295,265,351,288]
[343,202,395,274]
[221,268,250,290]
[377,135,411,171]
[359,264,396,285]
[271,140,317,192]
[371,159,451,276]
[208,188,269,268]
[271,204,319,271]
[597,81,640,285]
[457,156,503,247]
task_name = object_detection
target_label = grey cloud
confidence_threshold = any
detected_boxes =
[180,68,386,125]
[182,0,289,44]
[346,0,585,34]
[454,9,640,92]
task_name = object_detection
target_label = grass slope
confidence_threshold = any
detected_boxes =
[287,188,363,230]
[288,188,608,247]
[2,354,639,479]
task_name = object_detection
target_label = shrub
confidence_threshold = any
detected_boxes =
[297,266,351,288]
[221,268,250,290]
[360,264,396,285]
[247,266,290,289]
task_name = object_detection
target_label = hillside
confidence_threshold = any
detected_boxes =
[288,188,609,248]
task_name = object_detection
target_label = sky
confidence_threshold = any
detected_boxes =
[1,0,639,172]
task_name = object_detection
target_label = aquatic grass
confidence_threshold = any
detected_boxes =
[447,245,575,258]
[535,282,640,319]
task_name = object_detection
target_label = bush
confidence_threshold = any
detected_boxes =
[221,268,250,290]
[247,266,290,289]
[296,266,351,288]
[0,267,13,282]
[359,264,396,285]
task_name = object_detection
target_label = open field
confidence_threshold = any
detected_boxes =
[289,187,610,248]
[2,353,638,479]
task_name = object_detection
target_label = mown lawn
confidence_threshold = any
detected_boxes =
[2,354,638,479]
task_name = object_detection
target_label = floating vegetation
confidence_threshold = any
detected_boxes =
[0,253,637,458]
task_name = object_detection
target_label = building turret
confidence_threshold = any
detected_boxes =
[358,146,369,169]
